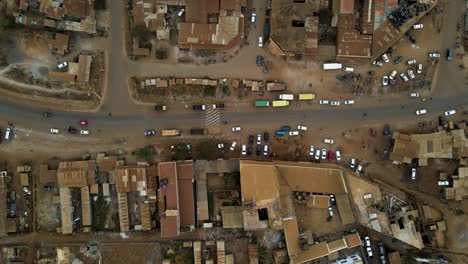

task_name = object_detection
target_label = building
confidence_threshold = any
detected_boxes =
[158,160,195,237]
[49,54,93,83]
[391,129,468,166]
[50,33,69,55]
[444,167,468,201]
[269,0,321,58]
[132,0,169,40]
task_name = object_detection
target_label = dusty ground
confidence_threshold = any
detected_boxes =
[102,244,161,264]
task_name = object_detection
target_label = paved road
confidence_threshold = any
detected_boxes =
[0,0,466,137]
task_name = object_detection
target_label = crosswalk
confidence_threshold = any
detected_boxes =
[205,108,221,134]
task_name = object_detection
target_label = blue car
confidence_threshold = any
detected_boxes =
[275,130,286,136]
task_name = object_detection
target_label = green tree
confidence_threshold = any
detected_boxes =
[134,145,156,161]
[132,24,152,43]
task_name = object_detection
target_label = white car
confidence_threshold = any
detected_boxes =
[444,110,456,116]
[415,109,427,115]
[330,101,340,106]
[411,168,417,180]
[263,145,269,156]
[407,69,415,79]
[364,236,371,247]
[80,129,90,135]
[328,207,334,217]
[230,140,237,151]
[57,62,68,69]
[289,131,299,136]
[177,8,185,16]
[349,158,356,169]
[344,100,354,105]
[417,64,423,74]
[241,144,247,155]
[366,247,373,258]
[382,75,389,86]
[342,67,354,72]
[381,53,390,63]
[400,73,409,82]
[321,149,327,160]
[258,36,263,47]
[315,149,321,160]
[356,165,363,173]
[257,134,261,145]
[232,126,241,132]
[251,10,256,23]
[389,70,397,80]
[324,138,334,144]
[309,146,315,156]
[335,150,341,161]
[438,180,450,186]
[413,23,423,29]
[409,92,420,98]
[372,60,383,67]
[217,143,224,149]
[429,52,441,58]
[407,59,416,65]
[319,100,330,105]
[297,125,308,131]
[50,128,60,134]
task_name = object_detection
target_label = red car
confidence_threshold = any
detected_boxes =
[327,150,334,161]
[79,120,88,126]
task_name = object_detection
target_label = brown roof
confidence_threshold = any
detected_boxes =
[76,54,92,82]
[336,14,373,59]
[336,194,355,225]
[39,164,56,184]
[117,192,130,232]
[134,47,150,56]
[185,0,219,24]
[63,0,89,18]
[49,71,76,82]
[81,186,91,226]
[52,33,69,55]
[283,218,301,256]
[220,0,241,11]
[57,167,88,188]
[177,161,196,227]
[344,233,362,248]
[340,0,354,14]
[307,195,330,209]
[290,242,330,264]
[390,132,419,163]
[114,165,148,193]
[327,238,347,252]
[159,162,180,237]
[387,252,403,264]
[161,214,179,237]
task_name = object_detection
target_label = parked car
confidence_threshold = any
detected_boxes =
[366,247,374,258]
[256,55,263,65]
[177,8,185,16]
[364,236,371,247]
[217,143,224,149]
[342,67,354,72]
[381,53,390,63]
[327,150,334,161]
[417,64,423,74]
[429,52,441,58]
[389,70,397,80]
[192,104,206,111]
[438,180,450,186]
[411,168,417,180]
[241,144,247,155]
[289,131,299,136]
[330,101,340,106]
[212,103,225,109]
[349,158,356,169]
[400,73,409,82]
[144,130,156,136]
[409,92,420,98]
[297,125,307,131]
[258,36,263,47]
[309,146,315,156]
[413,23,423,29]
[79,120,88,126]
[263,145,269,156]
[315,149,321,160]
[68,126,78,134]
[80,129,90,135]
[324,138,334,144]
[247,146,252,156]
[329,194,336,205]
[230,141,237,151]
[407,69,415,79]
[264,132,270,142]
[257,134,262,144]
[321,149,327,160]
[280,126,291,131]
[232,126,241,132]
[372,60,383,67]
[444,109,456,116]
[382,75,389,86]
[251,8,256,23]
[328,207,334,217]
[50,128,60,134]
[23,187,31,195]
[407,59,417,65]
[393,56,403,65]
[335,150,341,161]
[415,109,427,115]
[256,145,261,156]
[344,100,355,105]
[377,242,385,255]
[57,62,68,69]
[319,100,330,105]
[248,135,254,145]
[356,165,363,173]
[275,130,286,136]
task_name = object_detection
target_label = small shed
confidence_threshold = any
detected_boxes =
[19,173,29,186]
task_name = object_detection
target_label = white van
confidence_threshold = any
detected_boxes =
[342,67,354,72]
[4,127,12,141]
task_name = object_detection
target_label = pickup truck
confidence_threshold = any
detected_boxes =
[192,104,206,111]
[154,105,167,111]
[190,129,208,135]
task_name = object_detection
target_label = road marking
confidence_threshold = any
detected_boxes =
[205,109,220,134]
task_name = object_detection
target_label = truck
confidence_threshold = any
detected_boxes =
[154,105,167,111]
[272,100,289,107]
[190,129,208,135]
[298,94,315,100]
[322,63,343,70]
[278,94,294,101]
[255,100,270,107]
[161,129,181,136]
